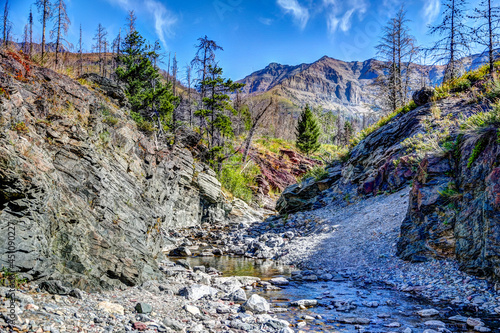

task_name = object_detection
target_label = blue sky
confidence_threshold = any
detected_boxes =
[7,0,480,81]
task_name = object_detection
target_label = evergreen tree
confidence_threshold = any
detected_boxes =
[295,105,321,156]
[116,29,178,132]
[195,64,244,171]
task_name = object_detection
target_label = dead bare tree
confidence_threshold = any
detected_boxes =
[36,0,52,60]
[241,97,275,162]
[428,0,471,81]
[23,23,29,53]
[2,0,11,47]
[172,53,178,96]
[29,8,33,58]
[375,6,419,112]
[126,10,136,34]
[78,24,83,76]
[112,28,121,71]
[93,23,107,76]
[185,64,193,126]
[51,0,71,66]
[470,0,500,74]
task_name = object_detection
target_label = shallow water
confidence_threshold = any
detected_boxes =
[174,256,499,332]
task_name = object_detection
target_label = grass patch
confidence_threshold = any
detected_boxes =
[0,267,28,288]
[11,121,29,134]
[104,116,119,126]
[254,136,295,154]
[300,165,329,182]
[467,136,488,168]
[350,100,418,147]
[219,154,260,203]
[131,111,155,133]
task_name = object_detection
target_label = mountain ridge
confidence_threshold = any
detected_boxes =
[237,52,493,118]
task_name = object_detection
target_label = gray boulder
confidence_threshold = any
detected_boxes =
[412,86,435,106]
[79,73,127,106]
[242,294,270,313]
[39,280,70,295]
[179,284,220,301]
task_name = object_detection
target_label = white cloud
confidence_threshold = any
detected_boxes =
[276,0,309,30]
[259,17,274,25]
[423,0,440,25]
[323,0,368,34]
[105,0,177,48]
[145,0,177,47]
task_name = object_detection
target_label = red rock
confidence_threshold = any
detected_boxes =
[132,322,148,331]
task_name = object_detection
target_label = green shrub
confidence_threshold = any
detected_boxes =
[219,154,260,203]
[104,116,119,126]
[300,166,328,182]
[130,111,155,133]
[460,104,500,130]
[485,79,500,101]
[467,137,488,168]
[11,121,29,134]
[350,101,417,147]
[0,267,28,288]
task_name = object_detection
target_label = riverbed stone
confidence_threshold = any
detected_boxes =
[424,320,446,327]
[184,305,201,316]
[467,317,484,327]
[242,294,270,313]
[290,299,318,307]
[270,277,289,286]
[97,301,124,315]
[228,288,247,302]
[179,284,220,301]
[135,302,152,314]
[339,317,371,325]
[417,309,439,317]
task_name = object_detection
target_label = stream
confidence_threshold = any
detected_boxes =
[173,256,500,333]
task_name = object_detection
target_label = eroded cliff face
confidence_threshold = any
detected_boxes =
[0,51,229,290]
[397,128,500,280]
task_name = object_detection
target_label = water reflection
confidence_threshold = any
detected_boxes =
[171,256,499,332]
[172,255,293,278]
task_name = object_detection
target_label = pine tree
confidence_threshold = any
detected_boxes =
[50,0,71,66]
[195,64,244,171]
[192,36,223,100]
[116,29,178,132]
[36,0,51,60]
[428,0,471,81]
[470,0,500,74]
[295,105,321,156]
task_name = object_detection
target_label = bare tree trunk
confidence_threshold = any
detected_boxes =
[41,0,48,60]
[29,9,33,58]
[3,0,9,47]
[488,0,494,74]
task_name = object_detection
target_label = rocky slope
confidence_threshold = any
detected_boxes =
[276,86,500,281]
[0,50,256,290]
